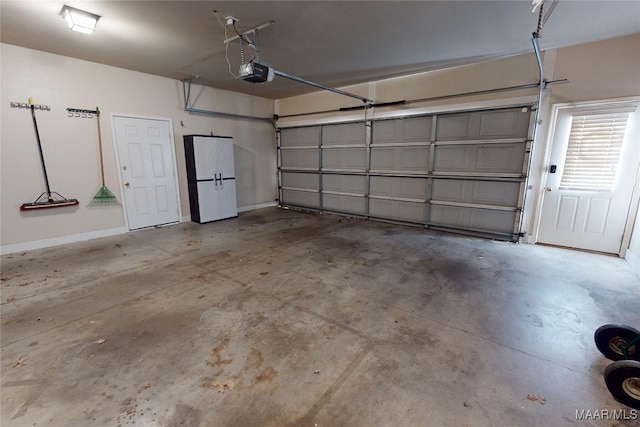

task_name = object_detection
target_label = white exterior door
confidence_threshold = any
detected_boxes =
[113,115,180,230]
[537,102,639,254]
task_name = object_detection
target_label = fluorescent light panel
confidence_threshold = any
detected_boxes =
[60,5,100,34]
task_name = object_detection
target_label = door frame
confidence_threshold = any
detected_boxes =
[530,96,640,257]
[110,113,182,231]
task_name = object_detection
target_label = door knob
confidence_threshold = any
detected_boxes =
[545,186,553,192]
[124,181,130,187]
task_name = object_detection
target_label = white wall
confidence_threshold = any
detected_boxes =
[275,53,540,125]
[1,43,276,253]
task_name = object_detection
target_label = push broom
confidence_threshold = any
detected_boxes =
[21,98,79,210]
[88,107,121,208]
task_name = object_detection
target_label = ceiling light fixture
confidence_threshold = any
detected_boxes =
[60,5,100,35]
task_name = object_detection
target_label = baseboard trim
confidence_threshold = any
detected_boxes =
[625,248,640,279]
[1,203,279,255]
[237,201,278,213]
[1,227,128,255]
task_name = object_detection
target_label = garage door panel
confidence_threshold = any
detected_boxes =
[476,145,512,169]
[370,146,430,171]
[322,123,366,145]
[280,127,320,147]
[403,117,433,141]
[430,205,464,227]
[434,144,525,174]
[281,189,320,208]
[469,209,517,233]
[437,108,529,140]
[323,194,366,215]
[322,174,367,194]
[281,149,319,170]
[370,199,427,222]
[401,147,430,170]
[372,116,432,144]
[279,106,533,241]
[437,113,474,140]
[372,120,397,143]
[431,179,520,206]
[281,172,319,191]
[433,146,469,171]
[370,176,429,200]
[475,144,525,173]
[472,181,520,206]
[370,147,396,169]
[479,109,530,138]
[430,205,516,233]
[431,179,464,201]
[323,148,367,170]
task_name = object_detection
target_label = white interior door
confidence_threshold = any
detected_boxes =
[113,115,180,230]
[537,103,639,254]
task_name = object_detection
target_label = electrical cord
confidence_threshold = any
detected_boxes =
[232,21,253,46]
[213,10,239,78]
[232,21,257,65]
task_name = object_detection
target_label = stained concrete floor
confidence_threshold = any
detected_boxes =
[1,207,639,427]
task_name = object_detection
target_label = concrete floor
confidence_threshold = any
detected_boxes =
[2,207,639,427]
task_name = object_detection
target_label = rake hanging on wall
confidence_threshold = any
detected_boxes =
[87,107,121,208]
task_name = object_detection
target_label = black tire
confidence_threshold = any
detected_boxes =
[604,360,640,410]
[594,324,640,361]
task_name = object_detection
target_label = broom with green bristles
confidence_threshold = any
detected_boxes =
[88,107,121,208]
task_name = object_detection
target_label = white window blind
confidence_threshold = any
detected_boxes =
[559,111,630,191]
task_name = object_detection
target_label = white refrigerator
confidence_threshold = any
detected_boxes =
[184,135,238,223]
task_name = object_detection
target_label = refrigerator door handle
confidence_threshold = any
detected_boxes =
[218,172,224,189]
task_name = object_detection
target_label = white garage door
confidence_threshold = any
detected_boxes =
[278,106,534,241]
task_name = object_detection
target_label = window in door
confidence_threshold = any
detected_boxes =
[560,111,631,192]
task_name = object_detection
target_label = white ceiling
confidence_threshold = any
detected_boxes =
[2,1,639,100]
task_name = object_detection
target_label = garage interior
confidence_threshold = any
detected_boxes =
[2,1,640,426]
